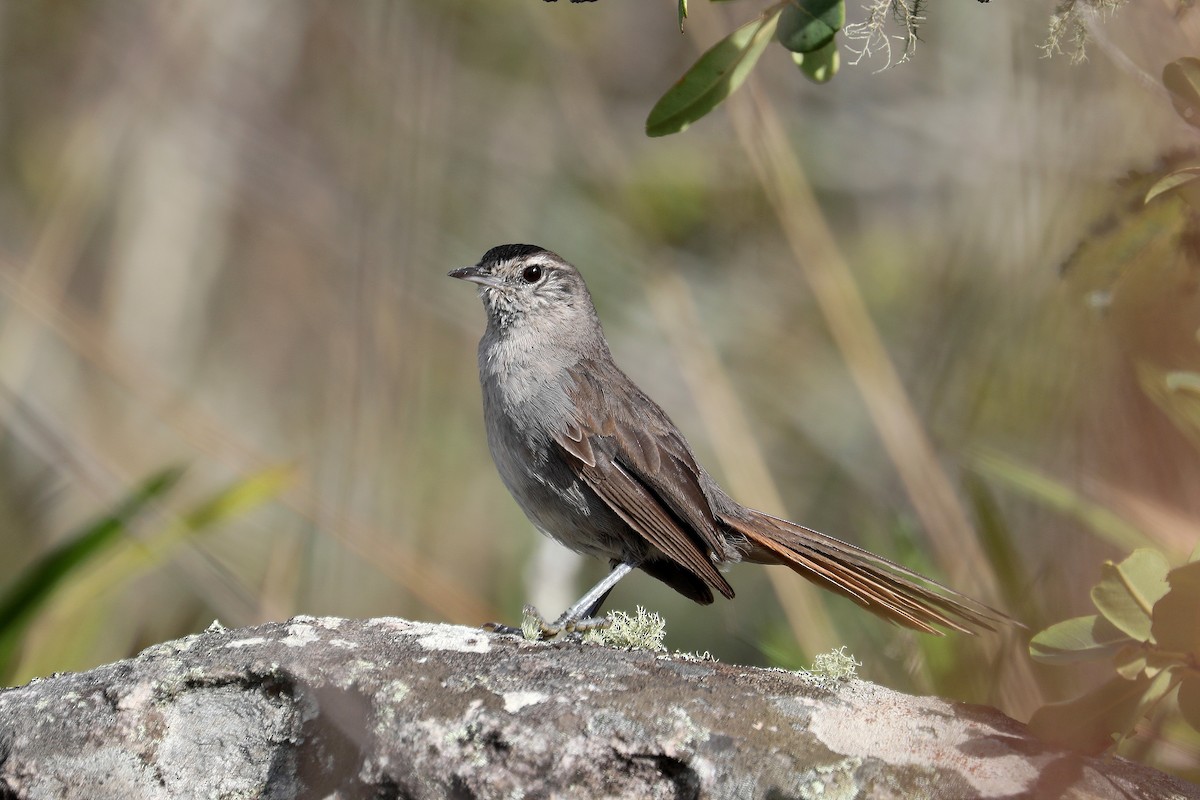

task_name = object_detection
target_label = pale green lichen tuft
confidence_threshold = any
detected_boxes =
[520,610,543,642]
[806,646,862,688]
[582,607,667,652]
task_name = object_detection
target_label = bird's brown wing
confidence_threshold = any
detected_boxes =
[553,362,734,601]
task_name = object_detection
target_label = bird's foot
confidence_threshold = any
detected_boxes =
[482,605,612,641]
[480,621,524,636]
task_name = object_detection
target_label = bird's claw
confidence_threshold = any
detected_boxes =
[482,605,613,641]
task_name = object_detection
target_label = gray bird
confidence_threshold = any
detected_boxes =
[450,244,1011,637]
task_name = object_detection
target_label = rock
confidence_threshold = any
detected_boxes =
[0,617,1194,799]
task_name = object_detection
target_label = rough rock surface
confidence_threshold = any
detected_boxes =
[0,616,1195,799]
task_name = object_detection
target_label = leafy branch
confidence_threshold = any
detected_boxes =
[550,0,1003,135]
[1028,549,1200,752]
[649,0,871,136]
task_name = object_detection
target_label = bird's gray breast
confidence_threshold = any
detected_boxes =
[477,330,633,560]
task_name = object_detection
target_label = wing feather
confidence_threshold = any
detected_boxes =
[554,361,735,600]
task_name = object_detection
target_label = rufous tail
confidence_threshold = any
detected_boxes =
[720,507,1014,635]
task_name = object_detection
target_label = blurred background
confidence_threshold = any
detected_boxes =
[0,0,1198,777]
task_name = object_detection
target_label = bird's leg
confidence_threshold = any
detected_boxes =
[578,560,623,620]
[552,561,636,633]
[485,562,637,639]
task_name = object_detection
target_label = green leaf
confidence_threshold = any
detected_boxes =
[1111,645,1180,680]
[1090,549,1170,641]
[1151,560,1200,654]
[1113,644,1147,679]
[678,0,687,31]
[1028,671,1174,753]
[1145,167,1200,205]
[1029,614,1132,664]
[1178,674,1200,732]
[0,466,186,668]
[646,10,782,137]
[792,37,839,84]
[1163,57,1200,130]
[777,0,844,54]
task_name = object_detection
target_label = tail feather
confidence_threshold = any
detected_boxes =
[720,508,1014,635]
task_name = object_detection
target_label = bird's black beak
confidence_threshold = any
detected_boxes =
[448,265,505,289]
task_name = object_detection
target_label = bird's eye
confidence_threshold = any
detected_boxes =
[522,264,543,283]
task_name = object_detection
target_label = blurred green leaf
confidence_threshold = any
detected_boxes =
[103,466,293,585]
[0,466,186,669]
[792,37,839,84]
[1090,549,1170,641]
[1139,363,1200,457]
[1113,645,1178,680]
[1029,614,1132,664]
[180,465,292,531]
[1163,57,1200,130]
[1151,560,1200,654]
[963,473,1029,622]
[646,10,781,137]
[1165,370,1200,393]
[1058,169,1199,393]
[1178,674,1200,731]
[967,449,1154,553]
[758,615,811,671]
[678,0,687,31]
[1029,671,1174,753]
[776,0,844,54]
[1145,167,1200,205]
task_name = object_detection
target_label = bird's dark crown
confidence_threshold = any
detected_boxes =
[479,244,550,268]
